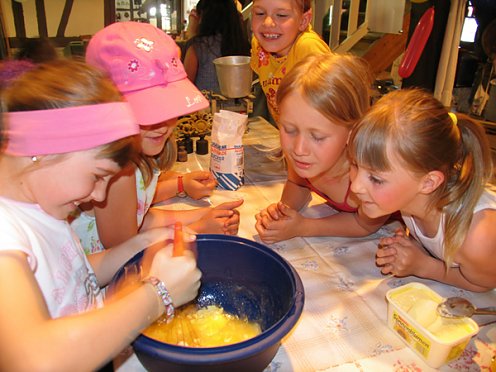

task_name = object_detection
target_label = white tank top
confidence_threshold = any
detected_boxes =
[402,188,496,266]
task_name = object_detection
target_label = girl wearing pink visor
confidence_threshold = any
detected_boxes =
[0,59,201,370]
[72,21,243,254]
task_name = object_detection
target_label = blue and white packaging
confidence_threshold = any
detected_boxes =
[210,110,247,190]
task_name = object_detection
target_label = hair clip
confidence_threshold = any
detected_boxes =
[448,112,458,126]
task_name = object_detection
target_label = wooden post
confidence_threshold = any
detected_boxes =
[0,0,11,58]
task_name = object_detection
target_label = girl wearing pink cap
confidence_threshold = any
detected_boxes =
[72,21,243,254]
[0,59,201,370]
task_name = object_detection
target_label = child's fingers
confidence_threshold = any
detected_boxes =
[394,227,410,238]
[256,211,280,230]
[380,263,394,275]
[376,244,396,258]
[266,205,281,220]
[376,247,396,268]
[376,255,394,267]
[224,212,240,226]
[201,179,217,189]
[277,202,294,218]
[380,234,406,246]
[261,212,282,230]
[211,209,235,219]
[215,199,244,210]
[254,219,266,236]
[223,223,239,235]
[256,227,279,244]
[192,170,212,179]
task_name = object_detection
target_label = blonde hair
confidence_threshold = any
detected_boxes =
[276,53,372,175]
[349,89,493,266]
[277,53,372,128]
[253,0,311,14]
[295,0,312,13]
[136,135,177,188]
[1,58,140,167]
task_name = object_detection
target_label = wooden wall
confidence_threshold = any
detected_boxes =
[1,0,114,51]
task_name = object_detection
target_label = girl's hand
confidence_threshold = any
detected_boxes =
[255,201,286,224]
[222,208,241,235]
[138,226,195,250]
[189,199,244,235]
[255,202,301,243]
[376,230,428,276]
[183,171,216,199]
[147,245,201,308]
[261,202,284,221]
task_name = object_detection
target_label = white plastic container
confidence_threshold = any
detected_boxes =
[386,282,479,368]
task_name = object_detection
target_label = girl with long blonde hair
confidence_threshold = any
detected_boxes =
[349,88,496,291]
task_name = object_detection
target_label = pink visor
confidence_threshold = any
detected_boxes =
[3,102,140,156]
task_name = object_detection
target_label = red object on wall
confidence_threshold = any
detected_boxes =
[398,6,435,78]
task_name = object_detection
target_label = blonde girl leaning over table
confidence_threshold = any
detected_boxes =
[349,88,496,292]
[0,59,201,370]
[250,0,331,124]
[255,53,389,243]
[71,22,243,254]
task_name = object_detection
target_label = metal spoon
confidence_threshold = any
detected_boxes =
[437,297,496,319]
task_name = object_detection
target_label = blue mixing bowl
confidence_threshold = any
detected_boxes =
[113,234,304,372]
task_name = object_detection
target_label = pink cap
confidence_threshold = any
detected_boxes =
[86,22,209,125]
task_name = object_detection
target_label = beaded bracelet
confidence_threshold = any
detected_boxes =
[143,276,175,322]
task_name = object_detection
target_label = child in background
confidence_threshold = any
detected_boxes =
[0,59,35,90]
[349,88,496,292]
[0,37,57,91]
[72,22,243,254]
[183,0,250,93]
[250,0,331,124]
[255,53,389,243]
[14,37,58,63]
[0,59,201,370]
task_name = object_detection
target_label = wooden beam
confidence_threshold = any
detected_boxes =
[347,0,359,35]
[334,22,369,53]
[0,1,11,58]
[329,0,342,50]
[35,0,48,37]
[362,12,411,77]
[57,0,74,37]
[11,0,26,38]
[104,0,116,26]
[9,36,81,49]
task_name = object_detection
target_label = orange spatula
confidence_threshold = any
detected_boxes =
[173,221,186,257]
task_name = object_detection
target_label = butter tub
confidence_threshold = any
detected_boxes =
[386,282,479,368]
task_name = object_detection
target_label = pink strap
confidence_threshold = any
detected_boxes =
[3,102,139,156]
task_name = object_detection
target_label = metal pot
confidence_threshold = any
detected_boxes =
[213,56,252,98]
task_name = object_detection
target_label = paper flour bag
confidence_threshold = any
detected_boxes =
[210,110,247,190]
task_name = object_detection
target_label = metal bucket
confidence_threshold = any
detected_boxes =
[213,56,252,98]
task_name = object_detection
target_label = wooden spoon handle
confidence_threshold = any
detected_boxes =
[173,222,185,257]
